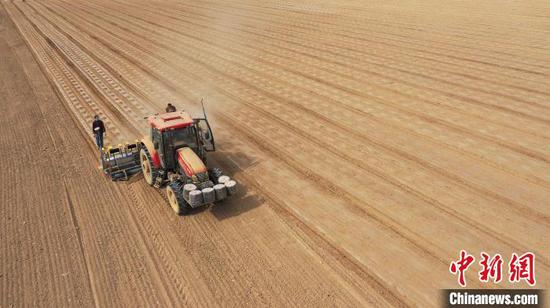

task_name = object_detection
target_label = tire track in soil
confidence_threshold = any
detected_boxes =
[211,151,407,307]
[14,2,153,132]
[175,0,550,97]
[4,2,132,145]
[44,0,550,205]
[194,0,550,62]
[31,0,455,265]
[40,0,550,255]
[1,6,95,305]
[24,2,414,302]
[62,0,550,286]
[5,2,198,306]
[6,0,402,306]
[8,1,430,304]
[67,0,550,189]
[62,183,100,308]
[33,0,550,282]
[109,0,550,126]
[171,0,550,82]
[5,0,550,305]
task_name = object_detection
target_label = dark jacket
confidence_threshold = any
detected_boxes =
[92,119,105,135]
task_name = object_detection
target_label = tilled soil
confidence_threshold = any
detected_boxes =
[1,0,549,307]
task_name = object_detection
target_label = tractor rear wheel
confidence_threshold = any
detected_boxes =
[166,182,190,215]
[140,148,158,186]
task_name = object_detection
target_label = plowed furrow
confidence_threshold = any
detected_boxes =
[4,0,550,306]
[96,0,550,130]
[195,0,550,62]
[33,0,550,264]
[44,0,550,211]
[70,0,550,185]
[173,0,550,75]
[5,3,130,144]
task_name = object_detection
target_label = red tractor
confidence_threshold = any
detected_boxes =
[101,108,237,215]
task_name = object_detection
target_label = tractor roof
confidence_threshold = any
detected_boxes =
[147,111,194,131]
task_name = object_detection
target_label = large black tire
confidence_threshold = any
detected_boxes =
[166,181,191,215]
[140,148,158,186]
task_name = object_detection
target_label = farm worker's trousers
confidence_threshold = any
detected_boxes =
[95,133,104,150]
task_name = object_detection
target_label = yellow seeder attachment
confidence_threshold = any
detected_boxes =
[100,141,142,181]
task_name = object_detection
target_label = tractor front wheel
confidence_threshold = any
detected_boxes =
[166,182,190,215]
[140,148,158,186]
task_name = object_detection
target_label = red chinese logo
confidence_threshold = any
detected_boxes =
[450,251,536,287]
[509,252,536,286]
[479,253,503,283]
[449,250,475,287]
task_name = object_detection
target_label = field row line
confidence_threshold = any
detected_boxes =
[30,0,550,271]
[66,0,550,186]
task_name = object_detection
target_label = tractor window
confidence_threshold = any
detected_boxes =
[164,127,197,149]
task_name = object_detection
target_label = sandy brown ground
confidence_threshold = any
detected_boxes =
[1,0,549,307]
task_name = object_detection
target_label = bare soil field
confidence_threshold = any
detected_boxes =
[1,0,549,306]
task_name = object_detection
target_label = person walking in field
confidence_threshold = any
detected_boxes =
[165,103,176,113]
[92,115,106,150]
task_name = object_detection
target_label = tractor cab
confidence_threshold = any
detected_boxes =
[147,111,215,170]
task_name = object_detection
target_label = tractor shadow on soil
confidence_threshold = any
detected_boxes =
[210,184,264,220]
[117,147,265,219]
[209,149,264,220]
